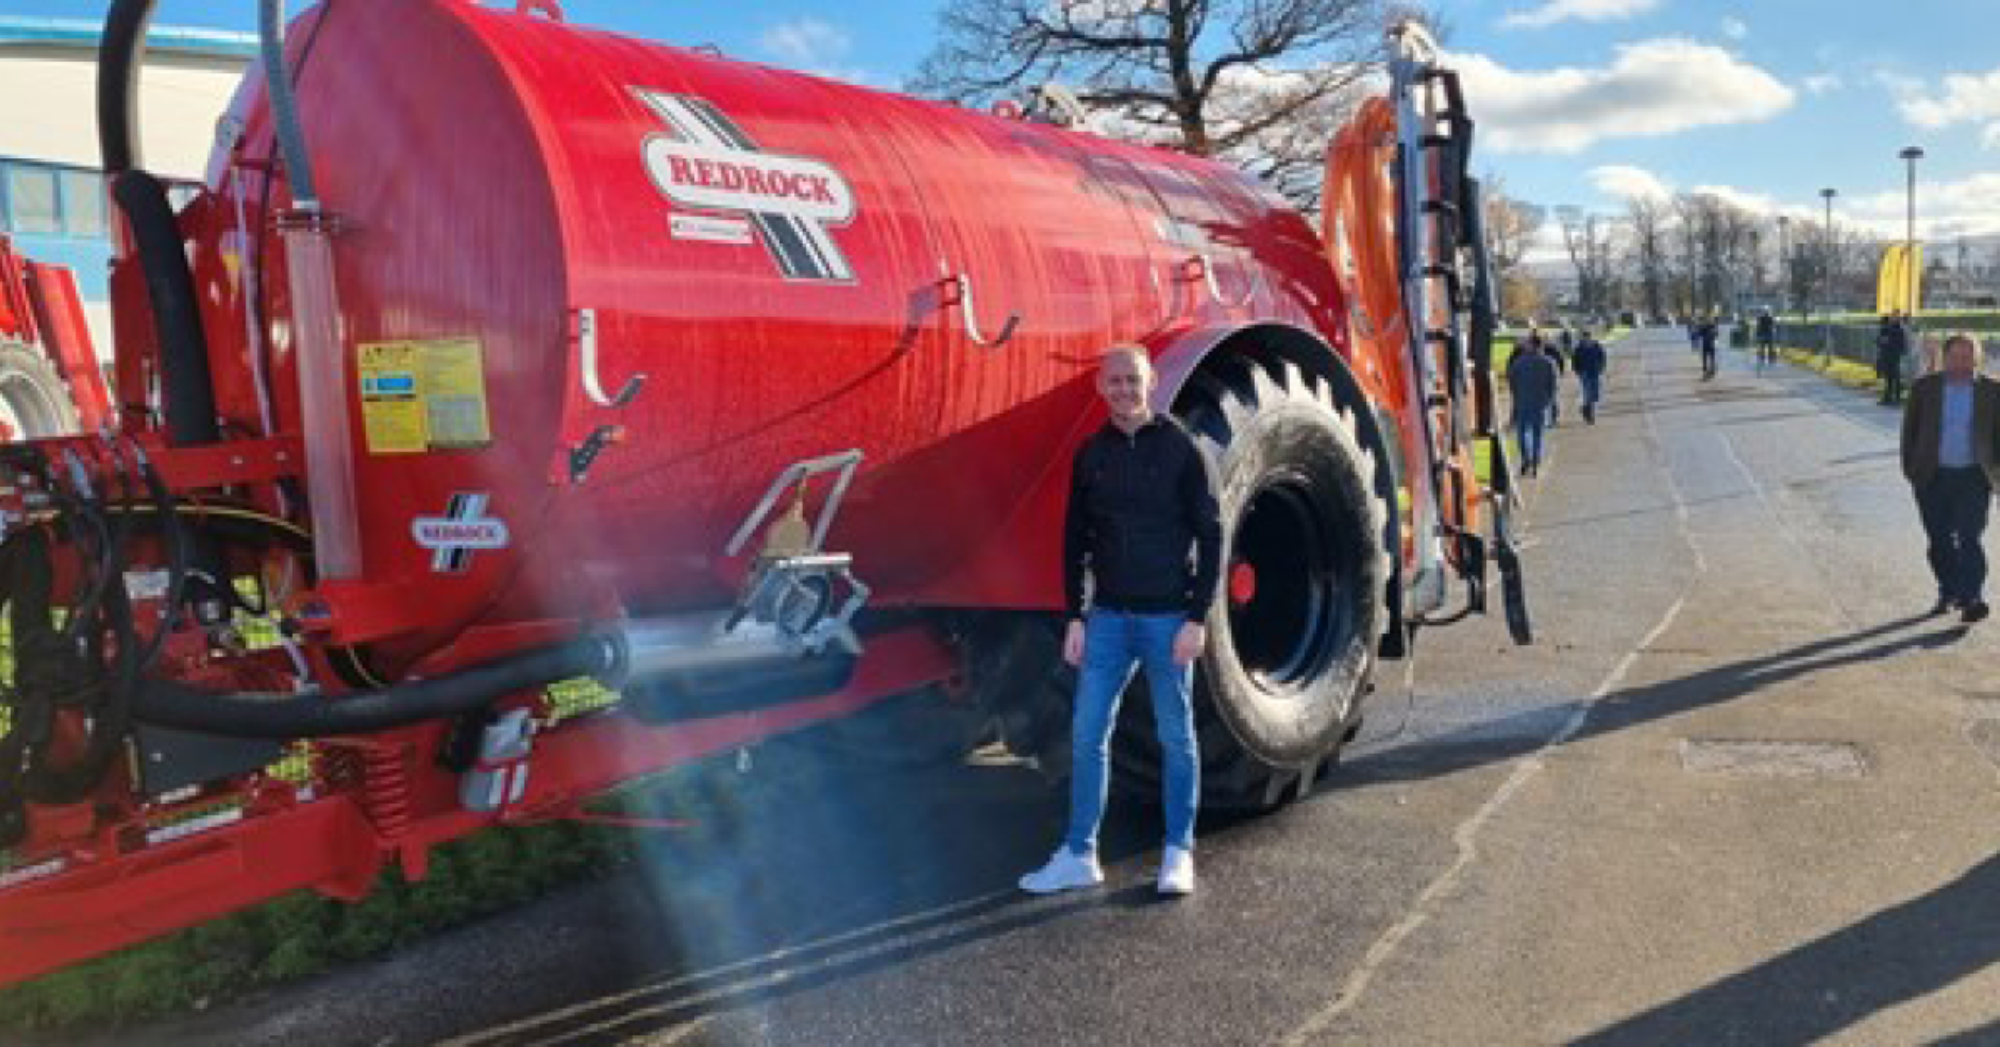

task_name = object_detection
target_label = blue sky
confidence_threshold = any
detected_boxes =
[11,0,2000,250]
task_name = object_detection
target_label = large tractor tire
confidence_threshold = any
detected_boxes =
[0,343,80,441]
[1114,354,1389,812]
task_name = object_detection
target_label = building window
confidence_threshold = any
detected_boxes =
[5,164,60,235]
[61,170,106,237]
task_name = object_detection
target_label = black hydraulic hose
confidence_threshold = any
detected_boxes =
[98,0,154,173]
[131,634,623,739]
[112,170,221,448]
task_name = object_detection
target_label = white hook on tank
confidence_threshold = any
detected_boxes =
[577,308,647,408]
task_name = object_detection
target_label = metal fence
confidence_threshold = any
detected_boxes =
[1770,321,2000,376]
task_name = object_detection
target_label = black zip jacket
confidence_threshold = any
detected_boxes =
[1063,415,1222,621]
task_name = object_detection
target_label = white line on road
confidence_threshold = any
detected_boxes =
[1278,333,1702,1045]
[1277,591,1690,1046]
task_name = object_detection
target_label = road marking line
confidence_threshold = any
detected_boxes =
[1278,333,1700,1045]
[1278,591,1689,1046]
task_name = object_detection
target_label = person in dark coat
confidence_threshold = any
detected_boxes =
[1901,334,2000,622]
[1755,309,1777,371]
[1507,338,1559,476]
[1544,330,1570,426]
[1573,329,1608,424]
[1698,317,1719,379]
[1021,343,1220,897]
[1878,312,1911,405]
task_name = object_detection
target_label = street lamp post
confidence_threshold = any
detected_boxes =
[1821,187,1837,363]
[1900,145,1925,330]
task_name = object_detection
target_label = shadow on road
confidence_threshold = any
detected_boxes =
[1573,850,2000,1046]
[1347,613,1963,785]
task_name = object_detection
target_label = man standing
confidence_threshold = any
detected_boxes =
[1573,328,1607,424]
[1755,309,1777,371]
[1901,334,2000,623]
[1020,344,1220,897]
[1698,317,1719,380]
[1507,337,1559,477]
[1879,312,1911,405]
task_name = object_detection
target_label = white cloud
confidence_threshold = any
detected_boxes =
[1893,66,2000,146]
[1451,40,1795,153]
[1502,0,1659,29]
[1690,183,1781,215]
[1803,74,1843,95]
[757,18,880,85]
[1589,164,1672,200]
[1842,172,2000,240]
[1720,16,1748,40]
[760,18,852,66]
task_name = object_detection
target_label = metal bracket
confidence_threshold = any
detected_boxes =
[942,274,1021,349]
[724,450,864,558]
[577,308,647,408]
[1180,253,1257,309]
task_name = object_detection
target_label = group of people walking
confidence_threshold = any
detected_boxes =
[1506,325,1607,477]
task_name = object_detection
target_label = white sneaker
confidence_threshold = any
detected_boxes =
[1018,848,1104,894]
[1157,846,1196,896]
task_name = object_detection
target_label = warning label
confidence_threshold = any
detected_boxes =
[358,338,494,454]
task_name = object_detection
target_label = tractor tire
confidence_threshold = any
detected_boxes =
[0,342,80,441]
[1113,355,1388,812]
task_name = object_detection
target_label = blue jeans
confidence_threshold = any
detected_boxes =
[1065,610,1200,855]
[1513,407,1547,469]
[1578,372,1602,410]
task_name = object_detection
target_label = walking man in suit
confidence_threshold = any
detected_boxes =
[1901,334,2000,623]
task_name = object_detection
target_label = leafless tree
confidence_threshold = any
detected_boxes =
[909,0,1400,208]
[1481,177,1542,318]
[1784,219,1828,318]
[1624,196,1670,321]
[1555,206,1619,320]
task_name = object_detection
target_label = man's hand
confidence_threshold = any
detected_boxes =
[1172,621,1206,665]
[1063,619,1086,666]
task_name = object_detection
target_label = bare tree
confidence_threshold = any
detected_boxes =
[1785,219,1827,319]
[1625,196,1670,321]
[910,0,1395,207]
[1554,207,1619,320]
[1482,177,1543,319]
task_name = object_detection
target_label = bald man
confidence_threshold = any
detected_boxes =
[1020,344,1220,897]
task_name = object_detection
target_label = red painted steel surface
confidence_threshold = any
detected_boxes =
[182,0,1353,664]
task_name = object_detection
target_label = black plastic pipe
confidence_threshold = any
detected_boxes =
[101,0,223,448]
[132,635,622,738]
[113,170,222,448]
[97,0,152,174]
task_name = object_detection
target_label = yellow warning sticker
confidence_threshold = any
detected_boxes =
[358,341,426,454]
[420,339,492,449]
[356,338,493,454]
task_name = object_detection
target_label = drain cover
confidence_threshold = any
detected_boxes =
[1679,739,1867,778]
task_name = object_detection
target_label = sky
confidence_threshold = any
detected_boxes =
[10,0,2000,259]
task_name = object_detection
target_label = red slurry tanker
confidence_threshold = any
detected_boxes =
[0,0,1528,985]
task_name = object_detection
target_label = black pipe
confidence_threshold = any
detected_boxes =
[132,635,622,739]
[112,170,221,448]
[98,0,153,173]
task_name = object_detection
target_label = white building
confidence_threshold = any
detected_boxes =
[0,16,252,353]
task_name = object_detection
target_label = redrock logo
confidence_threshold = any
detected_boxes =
[412,493,510,573]
[414,522,506,547]
[634,90,857,281]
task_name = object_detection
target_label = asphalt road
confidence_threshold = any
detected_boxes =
[104,330,2000,1045]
